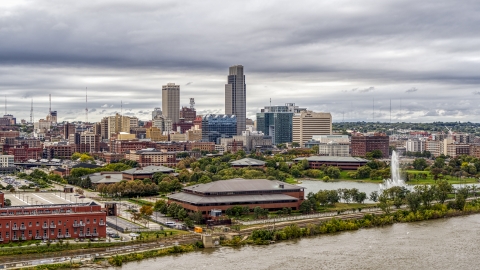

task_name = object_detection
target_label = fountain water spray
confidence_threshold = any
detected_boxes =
[379,150,407,191]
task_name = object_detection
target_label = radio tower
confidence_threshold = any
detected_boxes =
[49,94,51,114]
[4,95,6,115]
[85,87,88,123]
[189,98,195,110]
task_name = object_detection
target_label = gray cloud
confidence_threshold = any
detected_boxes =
[1,0,480,123]
[406,87,418,93]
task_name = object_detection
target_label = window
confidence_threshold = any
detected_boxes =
[29,222,32,227]
[58,220,62,225]
[93,219,96,224]
[6,232,9,238]
[36,222,39,226]
[87,219,90,224]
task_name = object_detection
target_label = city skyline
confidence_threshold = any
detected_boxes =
[2,1,480,123]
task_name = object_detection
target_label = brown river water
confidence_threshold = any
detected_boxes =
[99,214,480,270]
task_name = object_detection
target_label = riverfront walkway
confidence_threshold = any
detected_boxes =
[239,207,382,226]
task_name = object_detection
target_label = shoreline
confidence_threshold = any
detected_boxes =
[12,200,480,269]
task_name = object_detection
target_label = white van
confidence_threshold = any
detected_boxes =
[165,222,175,227]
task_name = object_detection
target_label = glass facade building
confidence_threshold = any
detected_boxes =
[256,103,305,145]
[202,114,237,143]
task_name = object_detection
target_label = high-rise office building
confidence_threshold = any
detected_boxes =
[162,83,180,123]
[201,114,237,143]
[292,111,332,147]
[225,65,246,135]
[256,103,306,145]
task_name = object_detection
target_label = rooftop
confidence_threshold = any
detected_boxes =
[230,158,266,167]
[84,172,123,184]
[169,192,298,205]
[123,165,175,175]
[183,178,302,194]
[293,156,369,163]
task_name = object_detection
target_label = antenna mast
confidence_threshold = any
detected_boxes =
[30,99,34,123]
[4,95,6,115]
[372,98,375,122]
[49,94,51,114]
[85,87,88,123]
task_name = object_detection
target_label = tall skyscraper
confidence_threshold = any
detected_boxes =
[225,65,246,135]
[162,83,180,123]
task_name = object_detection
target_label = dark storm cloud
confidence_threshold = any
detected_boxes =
[1,0,480,122]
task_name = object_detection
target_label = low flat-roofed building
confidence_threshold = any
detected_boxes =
[122,165,175,180]
[293,156,368,170]
[230,158,266,168]
[168,178,304,216]
[84,172,124,185]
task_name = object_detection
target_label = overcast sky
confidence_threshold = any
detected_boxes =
[1,0,480,123]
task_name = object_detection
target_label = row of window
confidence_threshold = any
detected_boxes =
[0,227,99,239]
[0,218,104,228]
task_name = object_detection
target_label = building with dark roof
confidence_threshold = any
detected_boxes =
[122,165,175,180]
[168,178,304,216]
[84,172,124,185]
[230,158,266,168]
[293,156,368,170]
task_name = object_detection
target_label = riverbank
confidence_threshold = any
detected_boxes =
[8,198,480,269]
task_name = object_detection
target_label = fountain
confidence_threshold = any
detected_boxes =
[379,150,407,191]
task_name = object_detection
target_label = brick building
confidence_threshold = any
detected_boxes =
[293,156,368,170]
[155,141,187,152]
[4,144,43,162]
[179,107,197,122]
[0,195,106,243]
[186,142,215,152]
[125,149,177,167]
[44,144,75,159]
[351,134,390,158]
[168,179,304,217]
[110,140,156,154]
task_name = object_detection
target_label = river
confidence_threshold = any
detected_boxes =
[99,214,480,270]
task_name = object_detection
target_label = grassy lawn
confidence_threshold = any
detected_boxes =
[137,229,190,240]
[318,202,377,212]
[405,170,479,185]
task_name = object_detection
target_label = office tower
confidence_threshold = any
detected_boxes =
[292,111,332,147]
[101,114,132,139]
[162,83,180,123]
[225,65,246,135]
[256,103,306,145]
[201,114,237,143]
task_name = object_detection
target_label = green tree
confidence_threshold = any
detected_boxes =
[412,158,428,171]
[436,180,453,204]
[405,191,422,212]
[369,191,379,202]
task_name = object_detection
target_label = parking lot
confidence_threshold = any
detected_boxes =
[107,216,144,231]
[3,192,95,206]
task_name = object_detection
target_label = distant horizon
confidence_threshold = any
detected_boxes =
[2,1,480,123]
